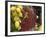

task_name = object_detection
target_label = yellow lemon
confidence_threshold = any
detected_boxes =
[10,6,16,11]
[17,5,23,10]
[16,8,21,13]
[15,21,20,29]
[14,16,19,21]
[12,11,17,17]
[18,26,21,30]
[18,12,23,17]
[14,16,21,23]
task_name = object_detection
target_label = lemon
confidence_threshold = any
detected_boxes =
[18,26,21,30]
[14,16,19,21]
[12,11,17,17]
[15,21,20,29]
[16,8,23,17]
[10,6,16,11]
[16,8,21,13]
[17,5,23,10]
[14,16,21,22]
[18,12,23,17]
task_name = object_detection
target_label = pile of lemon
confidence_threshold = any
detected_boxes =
[10,5,23,31]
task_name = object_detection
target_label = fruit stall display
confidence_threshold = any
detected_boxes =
[10,5,42,32]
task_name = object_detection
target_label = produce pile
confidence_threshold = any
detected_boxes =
[10,5,42,32]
